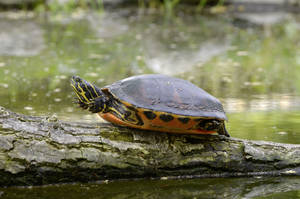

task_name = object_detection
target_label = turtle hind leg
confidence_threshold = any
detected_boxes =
[218,122,230,137]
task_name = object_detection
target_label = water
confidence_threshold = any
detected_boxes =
[0,9,300,198]
[0,177,300,199]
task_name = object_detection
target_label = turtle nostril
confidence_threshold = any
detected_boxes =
[72,76,82,83]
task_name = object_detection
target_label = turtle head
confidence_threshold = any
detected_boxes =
[71,76,107,113]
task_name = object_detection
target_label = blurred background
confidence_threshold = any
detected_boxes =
[0,0,300,198]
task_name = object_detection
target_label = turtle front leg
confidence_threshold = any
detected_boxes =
[88,96,109,113]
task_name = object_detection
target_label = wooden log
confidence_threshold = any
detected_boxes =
[0,106,299,186]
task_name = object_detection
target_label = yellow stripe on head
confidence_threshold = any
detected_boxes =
[77,83,92,103]
[71,76,106,113]
[71,76,95,104]
[90,84,100,97]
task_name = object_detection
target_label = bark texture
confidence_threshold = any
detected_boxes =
[0,106,300,186]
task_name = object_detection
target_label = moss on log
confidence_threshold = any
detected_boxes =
[0,106,300,186]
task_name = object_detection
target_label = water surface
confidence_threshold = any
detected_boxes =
[1,177,300,199]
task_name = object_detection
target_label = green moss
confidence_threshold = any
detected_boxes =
[100,130,134,143]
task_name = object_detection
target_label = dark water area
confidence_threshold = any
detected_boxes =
[1,177,300,199]
[0,8,300,198]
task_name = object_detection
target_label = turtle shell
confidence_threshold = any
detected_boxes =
[103,74,227,120]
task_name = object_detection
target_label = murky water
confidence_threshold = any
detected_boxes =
[1,177,300,199]
[0,9,300,198]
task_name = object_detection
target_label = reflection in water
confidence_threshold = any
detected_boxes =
[234,12,289,26]
[87,12,232,75]
[224,94,300,113]
[144,39,229,75]
[223,95,300,144]
[228,111,300,144]
[0,177,300,199]
[0,19,44,56]
[87,12,129,38]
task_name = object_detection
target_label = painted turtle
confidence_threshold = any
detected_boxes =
[71,74,229,137]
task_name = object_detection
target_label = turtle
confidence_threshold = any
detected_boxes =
[70,74,229,137]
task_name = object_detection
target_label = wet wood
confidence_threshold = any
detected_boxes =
[0,106,299,186]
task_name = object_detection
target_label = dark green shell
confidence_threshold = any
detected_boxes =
[103,74,227,120]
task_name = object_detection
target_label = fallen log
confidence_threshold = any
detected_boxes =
[0,106,299,186]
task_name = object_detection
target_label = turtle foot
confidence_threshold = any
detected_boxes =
[87,97,107,113]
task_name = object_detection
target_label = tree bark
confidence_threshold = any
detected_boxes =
[0,106,300,186]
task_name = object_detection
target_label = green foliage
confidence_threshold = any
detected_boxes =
[196,0,207,12]
[33,0,104,13]
[163,0,181,18]
[27,0,225,14]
